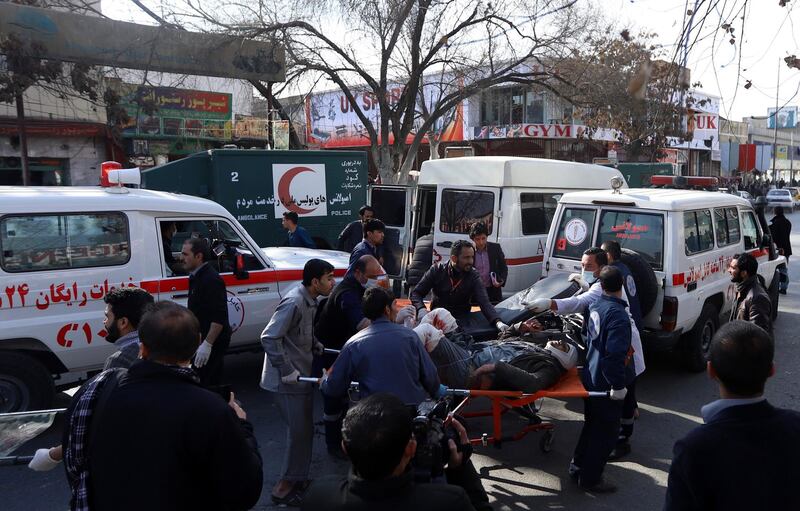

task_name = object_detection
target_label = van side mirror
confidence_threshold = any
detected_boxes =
[234,253,249,280]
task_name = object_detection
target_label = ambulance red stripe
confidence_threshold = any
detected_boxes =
[140,268,347,294]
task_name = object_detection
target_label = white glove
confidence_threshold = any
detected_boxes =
[496,321,510,332]
[525,298,552,313]
[609,387,628,401]
[395,305,417,327]
[413,323,444,352]
[281,368,300,385]
[28,448,61,471]
[193,340,213,368]
[568,273,590,293]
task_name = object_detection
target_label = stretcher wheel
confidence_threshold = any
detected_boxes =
[539,430,554,453]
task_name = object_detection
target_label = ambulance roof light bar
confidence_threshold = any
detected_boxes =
[100,161,141,194]
[650,175,719,190]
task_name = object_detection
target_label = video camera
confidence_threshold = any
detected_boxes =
[411,397,471,483]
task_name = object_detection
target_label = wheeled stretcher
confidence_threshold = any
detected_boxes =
[444,367,605,452]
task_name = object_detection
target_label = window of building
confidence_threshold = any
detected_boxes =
[511,87,525,124]
[552,208,596,260]
[684,209,715,255]
[439,189,494,234]
[713,207,741,247]
[520,193,561,235]
[597,210,665,270]
[480,88,551,126]
[525,91,544,124]
[1,213,130,272]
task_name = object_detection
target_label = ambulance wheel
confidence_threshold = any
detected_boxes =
[0,353,54,413]
[539,430,555,453]
[682,303,718,373]
[620,249,659,317]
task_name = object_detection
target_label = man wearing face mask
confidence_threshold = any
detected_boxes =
[527,247,646,460]
[103,287,156,370]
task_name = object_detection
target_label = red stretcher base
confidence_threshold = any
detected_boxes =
[448,367,589,450]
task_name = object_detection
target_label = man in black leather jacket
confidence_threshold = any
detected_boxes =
[728,253,772,333]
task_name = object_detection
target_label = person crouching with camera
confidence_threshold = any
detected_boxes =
[302,393,488,511]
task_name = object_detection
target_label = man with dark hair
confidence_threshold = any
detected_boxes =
[570,266,635,493]
[600,239,642,458]
[322,287,441,405]
[160,220,184,275]
[469,222,507,304]
[665,321,800,510]
[348,218,386,269]
[103,287,155,370]
[337,205,375,253]
[728,253,772,332]
[181,237,231,385]
[769,206,792,294]
[301,393,478,511]
[410,240,507,332]
[48,302,263,510]
[283,211,316,249]
[314,254,384,458]
[261,258,336,506]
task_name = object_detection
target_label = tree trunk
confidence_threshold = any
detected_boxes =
[429,135,441,160]
[15,93,30,186]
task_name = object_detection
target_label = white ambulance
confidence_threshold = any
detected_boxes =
[541,176,786,371]
[0,173,349,412]
[370,157,625,295]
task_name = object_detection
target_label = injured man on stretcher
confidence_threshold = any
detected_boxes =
[412,309,578,393]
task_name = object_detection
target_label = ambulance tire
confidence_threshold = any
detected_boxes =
[620,248,659,317]
[0,352,54,413]
[682,303,719,373]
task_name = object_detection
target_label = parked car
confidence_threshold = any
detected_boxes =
[766,188,795,211]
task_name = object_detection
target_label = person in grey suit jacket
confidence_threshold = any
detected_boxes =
[664,320,800,510]
[261,259,336,507]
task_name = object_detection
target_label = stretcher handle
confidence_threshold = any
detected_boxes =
[297,376,359,388]
[323,348,340,355]
[0,455,34,466]
[0,408,67,417]
[444,388,471,397]
[587,391,610,398]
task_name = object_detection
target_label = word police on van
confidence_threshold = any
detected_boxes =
[0,167,348,412]
[541,175,785,371]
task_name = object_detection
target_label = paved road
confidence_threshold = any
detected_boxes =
[4,210,800,510]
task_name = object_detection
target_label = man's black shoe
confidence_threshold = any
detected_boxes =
[780,289,787,295]
[608,441,631,461]
[327,445,349,461]
[578,477,617,493]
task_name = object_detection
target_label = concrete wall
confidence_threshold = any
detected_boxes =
[0,134,106,185]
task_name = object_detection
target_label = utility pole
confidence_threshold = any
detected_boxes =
[772,59,780,183]
[15,93,30,186]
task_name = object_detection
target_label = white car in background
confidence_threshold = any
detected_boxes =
[766,188,795,211]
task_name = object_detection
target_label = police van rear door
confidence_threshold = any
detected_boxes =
[368,185,413,280]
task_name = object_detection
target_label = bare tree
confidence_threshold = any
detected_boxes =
[157,0,591,183]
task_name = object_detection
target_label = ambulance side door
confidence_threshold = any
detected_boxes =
[152,217,280,348]
[369,185,413,279]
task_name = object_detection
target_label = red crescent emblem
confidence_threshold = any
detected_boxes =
[278,166,317,214]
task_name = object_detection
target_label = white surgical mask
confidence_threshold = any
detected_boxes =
[582,268,598,285]
[366,275,389,289]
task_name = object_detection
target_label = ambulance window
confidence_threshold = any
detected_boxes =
[169,219,264,276]
[0,212,130,272]
[597,210,664,270]
[552,208,595,260]
[741,211,760,250]
[684,209,714,255]
[714,207,741,247]
[520,193,561,235]
[370,188,406,227]
[439,189,494,234]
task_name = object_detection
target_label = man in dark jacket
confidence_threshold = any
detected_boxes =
[283,211,316,248]
[664,320,800,510]
[469,222,508,304]
[769,206,792,294]
[571,266,635,493]
[348,218,385,270]
[728,253,772,333]
[410,240,508,333]
[302,393,484,511]
[182,238,231,385]
[59,302,263,511]
[337,205,374,253]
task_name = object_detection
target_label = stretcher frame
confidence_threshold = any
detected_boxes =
[445,368,605,451]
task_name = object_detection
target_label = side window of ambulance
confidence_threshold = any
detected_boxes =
[713,207,741,247]
[1,213,130,272]
[439,189,494,234]
[684,209,714,255]
[552,208,595,260]
[520,193,561,235]
[741,211,760,250]
[169,219,264,276]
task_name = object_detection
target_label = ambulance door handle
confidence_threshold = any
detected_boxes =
[240,287,270,294]
[436,241,452,248]
[171,293,189,299]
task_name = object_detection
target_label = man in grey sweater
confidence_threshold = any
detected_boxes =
[261,258,336,507]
